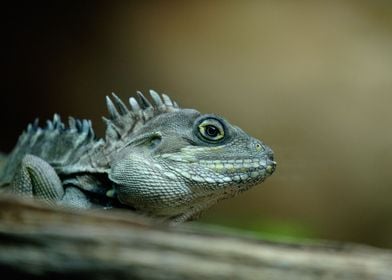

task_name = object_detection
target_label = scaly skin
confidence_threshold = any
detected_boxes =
[0,90,276,222]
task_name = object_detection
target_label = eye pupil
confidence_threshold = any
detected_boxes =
[205,125,218,137]
[197,118,225,141]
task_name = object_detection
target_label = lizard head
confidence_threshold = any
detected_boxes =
[104,91,276,222]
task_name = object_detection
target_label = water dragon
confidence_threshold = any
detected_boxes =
[0,91,276,223]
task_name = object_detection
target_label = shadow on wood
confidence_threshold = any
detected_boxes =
[0,195,391,280]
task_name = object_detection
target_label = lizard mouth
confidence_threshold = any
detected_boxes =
[194,157,276,184]
[199,158,275,172]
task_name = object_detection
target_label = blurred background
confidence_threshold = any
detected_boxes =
[2,1,392,248]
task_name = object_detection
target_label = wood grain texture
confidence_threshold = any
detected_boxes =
[0,195,391,280]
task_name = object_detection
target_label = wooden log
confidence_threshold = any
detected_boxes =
[0,195,391,280]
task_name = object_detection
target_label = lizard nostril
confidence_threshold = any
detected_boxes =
[266,161,276,174]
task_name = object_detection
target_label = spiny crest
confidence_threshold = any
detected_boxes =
[20,114,95,154]
[9,114,96,177]
[25,114,94,139]
[103,90,180,141]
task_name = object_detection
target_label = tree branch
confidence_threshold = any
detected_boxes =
[0,195,391,280]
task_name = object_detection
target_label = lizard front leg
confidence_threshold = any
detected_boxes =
[11,154,90,208]
[12,154,64,205]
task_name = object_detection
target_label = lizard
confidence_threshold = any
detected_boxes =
[0,90,276,223]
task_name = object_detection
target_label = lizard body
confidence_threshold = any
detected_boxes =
[0,91,276,222]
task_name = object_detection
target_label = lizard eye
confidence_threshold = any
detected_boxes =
[198,118,225,141]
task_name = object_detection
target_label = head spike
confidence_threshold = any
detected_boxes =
[162,94,173,106]
[106,96,119,119]
[33,118,39,128]
[81,119,89,133]
[27,123,33,133]
[103,90,180,144]
[149,89,163,107]
[76,119,83,132]
[53,114,63,129]
[87,120,94,137]
[46,120,54,130]
[129,97,141,112]
[136,91,153,109]
[53,114,61,124]
[68,116,76,130]
[111,93,129,115]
